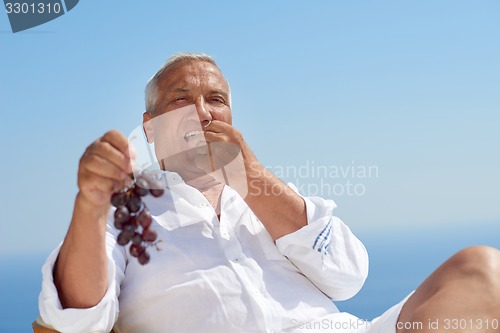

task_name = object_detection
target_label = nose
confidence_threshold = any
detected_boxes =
[195,99,212,127]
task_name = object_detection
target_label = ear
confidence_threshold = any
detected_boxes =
[143,112,155,143]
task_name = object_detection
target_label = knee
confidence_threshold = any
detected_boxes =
[447,246,500,284]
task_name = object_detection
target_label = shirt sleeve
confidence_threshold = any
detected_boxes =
[38,218,127,333]
[275,184,369,301]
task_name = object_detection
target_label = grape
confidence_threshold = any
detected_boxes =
[111,191,127,207]
[117,231,132,246]
[114,219,124,230]
[129,215,138,227]
[142,228,157,242]
[122,223,135,234]
[138,251,150,265]
[149,180,165,197]
[132,232,143,246]
[114,206,130,224]
[111,172,163,265]
[133,178,150,197]
[137,209,152,229]
[127,195,142,213]
[130,244,144,257]
[150,188,164,197]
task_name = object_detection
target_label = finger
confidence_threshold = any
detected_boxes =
[90,140,133,174]
[78,172,128,195]
[203,131,231,143]
[101,130,131,159]
[203,120,230,133]
[82,153,130,181]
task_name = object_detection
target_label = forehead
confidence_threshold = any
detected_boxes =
[157,60,229,94]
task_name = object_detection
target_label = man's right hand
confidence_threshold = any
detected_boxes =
[77,130,133,208]
[54,130,134,309]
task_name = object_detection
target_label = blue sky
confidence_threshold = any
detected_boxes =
[0,1,499,256]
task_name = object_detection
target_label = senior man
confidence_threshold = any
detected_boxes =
[38,53,500,333]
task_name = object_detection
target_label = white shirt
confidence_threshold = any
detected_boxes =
[39,172,369,333]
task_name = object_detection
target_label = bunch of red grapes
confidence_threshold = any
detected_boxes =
[111,174,164,265]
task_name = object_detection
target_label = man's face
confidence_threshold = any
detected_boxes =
[156,60,231,123]
[143,60,232,177]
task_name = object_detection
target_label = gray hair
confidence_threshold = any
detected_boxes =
[145,53,230,114]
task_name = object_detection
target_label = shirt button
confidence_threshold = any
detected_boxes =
[221,231,229,238]
[168,173,182,184]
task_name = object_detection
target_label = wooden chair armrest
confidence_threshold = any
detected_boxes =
[32,320,59,333]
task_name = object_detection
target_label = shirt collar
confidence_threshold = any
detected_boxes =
[145,169,184,189]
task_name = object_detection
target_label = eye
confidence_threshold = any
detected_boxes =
[170,96,190,106]
[210,96,226,104]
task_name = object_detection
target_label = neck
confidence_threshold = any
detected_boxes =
[186,174,220,192]
[186,175,224,214]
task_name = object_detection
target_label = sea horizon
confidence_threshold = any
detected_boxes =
[1,223,499,332]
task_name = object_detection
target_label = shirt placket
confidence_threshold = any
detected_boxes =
[218,189,284,333]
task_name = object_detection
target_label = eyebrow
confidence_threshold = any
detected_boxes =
[166,88,190,94]
[166,88,229,98]
[208,89,229,98]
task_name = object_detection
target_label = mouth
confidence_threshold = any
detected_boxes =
[184,130,204,142]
